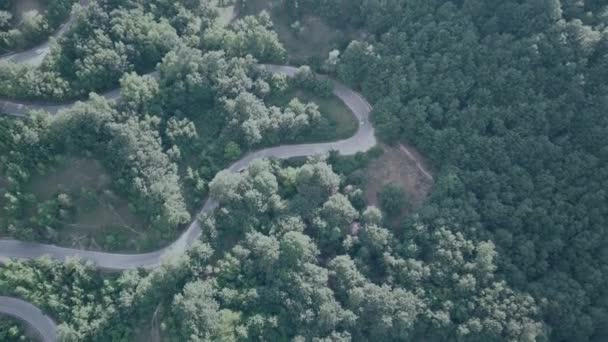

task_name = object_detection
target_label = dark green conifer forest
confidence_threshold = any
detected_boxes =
[302,0,608,340]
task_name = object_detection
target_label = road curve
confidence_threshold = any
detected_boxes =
[0,65,374,340]
[0,296,57,342]
[0,7,376,342]
[0,0,90,65]
[0,64,375,269]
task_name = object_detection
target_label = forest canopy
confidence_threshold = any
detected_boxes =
[0,0,76,52]
[286,0,608,340]
[1,0,608,341]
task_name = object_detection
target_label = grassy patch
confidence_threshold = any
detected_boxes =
[20,157,159,252]
[240,0,354,63]
[270,88,358,142]
[27,157,111,201]
[56,191,151,252]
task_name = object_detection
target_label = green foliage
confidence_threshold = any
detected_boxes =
[119,72,162,115]
[0,0,212,100]
[1,34,339,244]
[223,141,241,161]
[169,280,246,341]
[327,146,383,178]
[202,11,286,63]
[164,159,543,341]
[0,156,543,341]
[0,240,216,340]
[105,116,191,231]
[314,0,608,339]
[379,182,406,217]
[0,317,29,342]
[0,0,77,52]
[166,158,543,341]
[291,65,333,97]
[157,46,322,150]
[0,257,136,341]
[0,96,189,240]
[47,0,77,27]
[4,1,599,341]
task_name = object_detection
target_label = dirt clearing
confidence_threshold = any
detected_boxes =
[364,143,434,215]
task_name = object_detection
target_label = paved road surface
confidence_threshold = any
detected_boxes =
[0,8,376,342]
[0,297,57,342]
[0,64,375,270]
[0,64,374,339]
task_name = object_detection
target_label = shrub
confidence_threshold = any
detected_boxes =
[379,183,406,217]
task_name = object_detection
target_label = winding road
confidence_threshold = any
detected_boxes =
[0,297,56,342]
[0,0,90,66]
[0,4,377,341]
[0,66,375,270]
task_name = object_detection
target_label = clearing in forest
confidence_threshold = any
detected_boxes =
[28,157,111,200]
[23,157,152,252]
[364,143,434,220]
[240,0,361,62]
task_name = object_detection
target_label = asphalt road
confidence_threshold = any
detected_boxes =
[0,64,376,269]
[0,297,57,342]
[0,10,376,342]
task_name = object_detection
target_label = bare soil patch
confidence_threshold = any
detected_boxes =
[364,143,434,215]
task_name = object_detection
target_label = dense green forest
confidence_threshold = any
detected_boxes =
[0,0,284,100]
[284,0,608,340]
[0,0,76,52]
[0,158,542,341]
[1,0,608,341]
